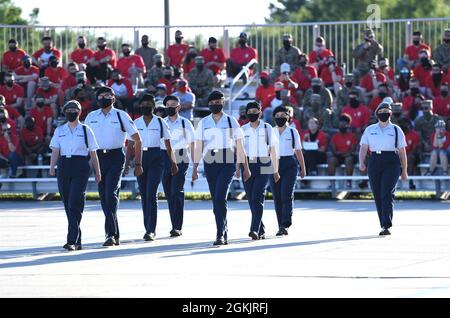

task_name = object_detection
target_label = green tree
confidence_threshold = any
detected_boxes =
[0,0,38,25]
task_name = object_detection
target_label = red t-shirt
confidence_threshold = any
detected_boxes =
[5,106,20,123]
[404,43,431,62]
[341,104,371,129]
[21,126,44,147]
[29,106,54,134]
[0,84,24,106]
[200,48,226,74]
[320,66,343,86]
[292,66,318,90]
[405,130,420,154]
[301,130,328,149]
[32,48,62,64]
[44,66,70,84]
[430,131,450,150]
[117,55,146,78]
[255,85,275,103]
[230,46,258,65]
[166,43,189,68]
[277,78,298,98]
[2,48,27,71]
[15,65,40,82]
[70,48,94,64]
[183,59,196,75]
[360,72,387,92]
[367,96,395,113]
[433,95,450,117]
[413,64,432,87]
[308,49,334,74]
[331,132,357,153]
[6,118,17,133]
[381,68,395,81]
[159,78,174,95]
[425,75,445,98]
[291,119,302,134]
[36,87,58,101]
[0,133,20,156]
[94,48,117,68]
[61,75,77,92]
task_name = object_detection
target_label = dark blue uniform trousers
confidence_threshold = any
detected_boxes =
[57,156,90,245]
[269,156,299,229]
[162,150,189,231]
[242,158,271,235]
[367,152,401,229]
[97,149,125,239]
[137,148,164,234]
[204,150,236,240]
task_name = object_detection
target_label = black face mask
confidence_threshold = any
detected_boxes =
[26,123,35,130]
[78,43,86,49]
[299,61,307,67]
[98,98,113,109]
[166,107,177,117]
[238,39,246,47]
[377,113,390,122]
[77,79,85,85]
[413,40,420,46]
[441,90,449,98]
[400,126,409,134]
[9,46,17,51]
[24,61,31,68]
[122,50,131,57]
[164,74,172,80]
[444,39,450,44]
[36,101,45,108]
[275,117,288,127]
[378,92,387,99]
[247,113,259,122]
[65,112,78,122]
[175,37,183,44]
[345,82,353,88]
[196,65,204,71]
[155,61,163,68]
[349,98,359,108]
[339,127,348,134]
[432,73,442,86]
[141,107,153,116]
[275,91,282,100]
[5,81,13,87]
[312,85,321,94]
[98,45,106,50]
[209,104,223,114]
[410,88,420,96]
[0,116,6,123]
[78,96,86,102]
[261,78,269,86]
[113,78,121,84]
[142,42,149,47]
[421,58,431,69]
[283,40,291,49]
[393,112,402,118]
[50,61,58,68]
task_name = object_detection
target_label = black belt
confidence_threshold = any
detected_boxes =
[372,150,398,154]
[247,156,270,162]
[142,147,160,152]
[61,155,89,159]
[97,148,123,154]
[280,155,295,159]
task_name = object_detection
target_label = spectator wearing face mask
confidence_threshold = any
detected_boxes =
[147,53,165,89]
[433,29,450,71]
[292,54,318,105]
[32,36,62,77]
[0,72,25,114]
[390,102,408,126]
[397,118,420,190]
[15,55,40,107]
[301,117,328,178]
[402,78,423,119]
[433,83,450,118]
[200,37,226,81]
[275,34,302,76]
[135,35,159,73]
[154,83,168,105]
[262,83,298,122]
[399,31,432,70]
[89,37,117,83]
[368,83,393,113]
[173,79,195,121]
[255,71,275,104]
[352,29,383,83]
[20,116,46,167]
[0,101,19,133]
[62,63,81,96]
[29,94,54,143]
[35,77,59,116]
[302,77,333,117]
[341,89,371,138]
[2,39,27,72]
[227,33,258,82]
[45,56,69,90]
[159,66,175,95]
[378,57,396,87]
[0,121,22,177]
[117,44,146,91]
[308,36,334,75]
[319,55,343,94]
[107,69,134,113]
[166,30,189,70]
[425,64,446,98]
[397,67,414,97]
[69,36,94,67]
[277,63,298,98]
[359,60,387,103]
[413,50,433,89]
[182,46,198,75]
[414,100,442,152]
[336,74,364,115]
[426,120,450,175]
[72,87,94,121]
[187,56,214,107]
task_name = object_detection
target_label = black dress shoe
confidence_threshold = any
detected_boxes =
[103,237,116,247]
[259,233,266,240]
[379,228,391,236]
[276,229,284,236]
[170,229,182,237]
[114,239,120,246]
[276,227,288,236]
[248,231,259,240]
[63,243,76,251]
[213,236,226,246]
[75,244,82,251]
[143,233,156,241]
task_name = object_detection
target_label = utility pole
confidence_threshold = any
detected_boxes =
[164,0,170,51]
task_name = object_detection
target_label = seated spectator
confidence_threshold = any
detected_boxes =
[255,71,275,104]
[398,118,420,190]
[390,102,409,125]
[301,117,328,177]
[341,89,371,138]
[414,100,442,152]
[433,83,450,118]
[61,62,81,97]
[173,79,195,121]
[286,105,302,133]
[107,69,134,113]
[187,56,214,107]
[359,60,387,103]
[227,32,258,82]
[0,121,22,177]
[14,55,39,107]
[29,94,54,142]
[183,46,198,75]
[413,49,433,90]
[292,53,318,104]
[166,30,189,71]
[72,87,94,120]
[45,55,69,90]
[135,35,158,74]
[154,83,168,104]
[35,77,59,116]
[277,63,298,98]
[302,77,333,124]
[319,55,343,94]
[147,53,165,89]
[262,83,298,122]
[308,36,334,75]
[200,37,226,83]
[402,78,423,119]
[159,66,175,94]
[397,66,413,96]
[368,83,393,113]
[238,105,249,126]
[432,29,450,71]
[335,73,364,114]
[352,29,383,82]
[378,57,396,91]
[328,114,357,187]
[275,33,302,76]
[425,63,445,98]
[88,37,117,83]
[426,120,450,175]
[69,36,94,67]
[0,101,19,133]
[117,43,146,90]
[399,31,432,70]
[32,36,62,77]
[0,72,25,114]
[2,39,27,72]
[20,116,46,167]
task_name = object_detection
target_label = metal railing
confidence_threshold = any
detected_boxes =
[0,17,448,73]
[228,58,259,113]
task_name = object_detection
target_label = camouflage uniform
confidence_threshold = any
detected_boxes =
[414,101,442,152]
[147,66,164,86]
[352,30,383,82]
[390,103,409,126]
[302,78,333,131]
[188,64,214,106]
[432,30,450,70]
[275,46,302,75]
